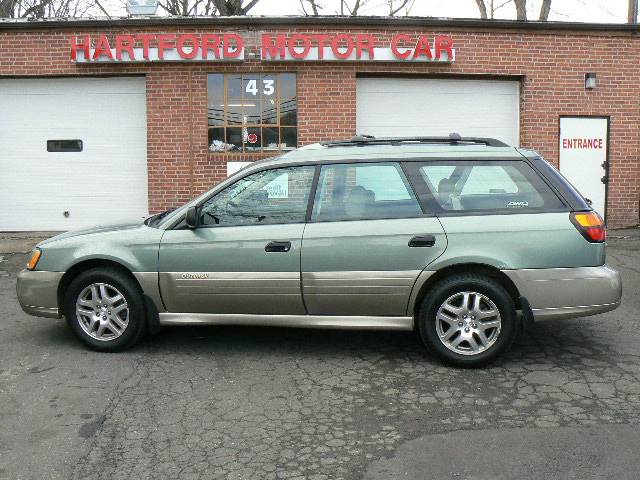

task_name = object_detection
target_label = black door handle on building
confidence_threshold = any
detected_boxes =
[265,241,292,252]
[408,235,436,247]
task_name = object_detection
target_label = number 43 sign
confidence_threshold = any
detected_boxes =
[244,78,275,96]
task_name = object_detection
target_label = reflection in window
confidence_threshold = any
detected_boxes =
[199,166,315,226]
[312,163,422,222]
[207,73,297,153]
[419,162,562,212]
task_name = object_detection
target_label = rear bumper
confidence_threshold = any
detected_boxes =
[503,265,622,322]
[16,269,63,319]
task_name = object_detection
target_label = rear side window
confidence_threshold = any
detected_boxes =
[312,162,422,222]
[417,161,566,213]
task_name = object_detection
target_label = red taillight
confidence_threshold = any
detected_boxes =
[570,211,606,243]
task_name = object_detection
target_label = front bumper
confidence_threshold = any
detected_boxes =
[503,265,622,321]
[16,270,64,319]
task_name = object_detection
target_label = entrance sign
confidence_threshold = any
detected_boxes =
[71,33,454,63]
[559,116,609,219]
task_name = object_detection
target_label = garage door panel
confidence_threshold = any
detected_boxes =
[357,78,519,146]
[0,77,148,231]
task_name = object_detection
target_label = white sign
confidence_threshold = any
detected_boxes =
[262,173,289,199]
[559,117,608,219]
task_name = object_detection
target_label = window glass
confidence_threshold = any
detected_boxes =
[460,166,518,195]
[207,73,297,153]
[419,161,565,212]
[199,166,315,227]
[47,139,83,152]
[312,163,422,222]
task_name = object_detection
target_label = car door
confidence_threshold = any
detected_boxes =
[301,161,447,316]
[158,165,315,314]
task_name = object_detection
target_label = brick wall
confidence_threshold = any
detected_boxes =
[0,23,638,227]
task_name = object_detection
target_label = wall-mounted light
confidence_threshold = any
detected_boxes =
[585,73,597,90]
[127,0,158,15]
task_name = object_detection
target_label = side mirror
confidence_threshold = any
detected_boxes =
[185,206,199,229]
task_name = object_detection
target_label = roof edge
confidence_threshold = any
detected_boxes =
[0,15,638,32]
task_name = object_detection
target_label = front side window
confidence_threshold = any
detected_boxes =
[312,163,422,222]
[207,73,297,153]
[419,161,565,212]
[199,166,315,227]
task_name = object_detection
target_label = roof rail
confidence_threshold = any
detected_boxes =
[321,133,509,148]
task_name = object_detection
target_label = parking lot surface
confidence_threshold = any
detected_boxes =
[1,232,639,480]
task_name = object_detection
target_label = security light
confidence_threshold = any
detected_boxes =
[127,0,158,15]
[585,73,597,90]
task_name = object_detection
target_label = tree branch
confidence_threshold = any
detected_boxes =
[474,0,487,19]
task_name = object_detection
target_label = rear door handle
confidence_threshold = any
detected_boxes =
[408,235,436,247]
[265,241,292,253]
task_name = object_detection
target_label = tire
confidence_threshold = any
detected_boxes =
[418,274,518,367]
[63,268,147,352]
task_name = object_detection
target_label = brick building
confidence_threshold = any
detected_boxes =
[0,16,638,230]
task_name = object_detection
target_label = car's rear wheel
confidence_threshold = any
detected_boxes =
[418,274,518,367]
[64,268,146,352]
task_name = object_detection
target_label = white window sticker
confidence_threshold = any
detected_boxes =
[263,173,289,198]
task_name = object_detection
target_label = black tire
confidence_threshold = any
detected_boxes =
[63,268,146,352]
[418,274,518,367]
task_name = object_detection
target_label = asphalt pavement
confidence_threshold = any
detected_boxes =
[0,231,639,480]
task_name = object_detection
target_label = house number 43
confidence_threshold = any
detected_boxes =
[245,79,275,96]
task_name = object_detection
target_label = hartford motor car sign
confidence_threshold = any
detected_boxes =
[71,33,455,63]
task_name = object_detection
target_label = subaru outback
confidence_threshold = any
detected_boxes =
[17,135,622,366]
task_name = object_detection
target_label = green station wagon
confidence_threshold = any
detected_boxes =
[17,135,622,366]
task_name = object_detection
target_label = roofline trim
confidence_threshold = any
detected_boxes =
[0,15,638,33]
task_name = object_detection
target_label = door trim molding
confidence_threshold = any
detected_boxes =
[158,313,414,330]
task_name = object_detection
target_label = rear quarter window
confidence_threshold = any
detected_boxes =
[414,160,566,214]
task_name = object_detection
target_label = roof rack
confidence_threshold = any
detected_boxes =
[321,133,509,148]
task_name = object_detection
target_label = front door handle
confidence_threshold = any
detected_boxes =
[265,241,292,253]
[408,235,436,247]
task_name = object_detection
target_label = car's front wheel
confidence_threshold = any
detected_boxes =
[418,274,518,367]
[64,268,146,352]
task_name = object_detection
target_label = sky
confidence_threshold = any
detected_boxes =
[110,0,630,23]
[248,0,629,23]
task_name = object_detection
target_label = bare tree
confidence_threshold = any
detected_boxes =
[539,0,551,20]
[299,0,320,15]
[157,0,261,16]
[474,0,487,18]
[387,0,413,15]
[628,0,638,22]
[158,0,216,16]
[213,0,259,15]
[473,0,553,21]
[0,0,100,17]
[299,0,413,16]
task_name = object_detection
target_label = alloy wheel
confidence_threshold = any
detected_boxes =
[435,291,502,356]
[75,283,129,341]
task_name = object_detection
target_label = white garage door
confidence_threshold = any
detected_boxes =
[0,77,148,231]
[357,78,520,146]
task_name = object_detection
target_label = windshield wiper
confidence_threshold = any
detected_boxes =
[145,208,176,227]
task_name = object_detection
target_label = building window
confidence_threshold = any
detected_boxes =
[208,73,297,153]
[47,139,83,152]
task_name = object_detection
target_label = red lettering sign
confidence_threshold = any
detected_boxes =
[71,33,454,63]
[562,138,604,149]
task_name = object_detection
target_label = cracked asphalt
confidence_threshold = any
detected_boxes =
[1,233,639,480]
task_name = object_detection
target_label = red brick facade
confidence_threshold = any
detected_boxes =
[1,19,638,227]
